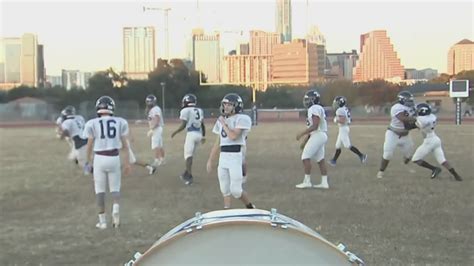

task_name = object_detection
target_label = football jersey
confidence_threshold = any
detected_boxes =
[306,105,327,134]
[61,115,85,138]
[180,106,204,133]
[212,114,251,146]
[390,103,414,130]
[415,114,437,138]
[148,106,164,127]
[335,106,351,127]
[83,116,129,151]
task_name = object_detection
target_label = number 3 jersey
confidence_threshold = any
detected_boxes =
[83,116,129,151]
[180,106,204,133]
[212,114,251,146]
[415,114,437,138]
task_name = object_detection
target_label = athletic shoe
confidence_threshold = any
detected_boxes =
[246,203,256,209]
[377,171,384,179]
[146,165,156,175]
[112,213,120,228]
[295,181,312,189]
[454,175,463,182]
[313,183,329,189]
[95,222,107,230]
[431,167,442,179]
[360,154,368,164]
[328,159,337,167]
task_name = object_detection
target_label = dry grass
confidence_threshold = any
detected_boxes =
[0,122,473,265]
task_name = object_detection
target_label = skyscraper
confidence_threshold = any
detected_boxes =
[123,26,156,80]
[249,30,281,55]
[191,29,221,83]
[275,0,292,43]
[306,25,326,46]
[353,30,404,82]
[0,33,43,89]
[447,39,474,75]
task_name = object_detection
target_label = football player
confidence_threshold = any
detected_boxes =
[83,96,131,229]
[206,93,256,209]
[60,105,87,167]
[171,94,206,185]
[295,90,329,189]
[377,91,417,178]
[145,95,165,167]
[329,96,367,166]
[411,103,462,181]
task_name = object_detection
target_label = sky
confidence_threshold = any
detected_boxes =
[1,0,473,76]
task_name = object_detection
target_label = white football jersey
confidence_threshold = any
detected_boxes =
[56,116,64,126]
[416,114,437,138]
[306,105,327,133]
[61,115,85,138]
[180,106,204,133]
[335,106,351,126]
[390,103,414,130]
[148,106,164,127]
[83,116,129,151]
[212,114,251,146]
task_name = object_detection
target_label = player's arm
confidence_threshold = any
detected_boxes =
[120,135,131,175]
[336,115,346,124]
[297,115,319,140]
[206,136,220,173]
[171,120,187,138]
[218,116,242,141]
[396,111,416,130]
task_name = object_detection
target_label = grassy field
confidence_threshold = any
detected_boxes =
[0,122,473,265]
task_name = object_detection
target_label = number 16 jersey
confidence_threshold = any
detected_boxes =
[83,116,129,151]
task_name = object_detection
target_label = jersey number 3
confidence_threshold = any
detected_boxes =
[99,120,117,139]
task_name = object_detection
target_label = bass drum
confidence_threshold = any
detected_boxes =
[128,209,364,265]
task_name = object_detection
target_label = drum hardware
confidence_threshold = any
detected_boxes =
[270,208,290,228]
[124,251,142,266]
[338,243,365,265]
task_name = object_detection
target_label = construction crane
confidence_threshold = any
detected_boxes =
[143,6,172,60]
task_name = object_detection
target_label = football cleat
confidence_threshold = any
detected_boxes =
[295,182,312,189]
[95,222,107,230]
[377,171,384,179]
[360,154,368,164]
[328,159,337,167]
[146,165,156,175]
[431,167,442,179]
[313,183,329,189]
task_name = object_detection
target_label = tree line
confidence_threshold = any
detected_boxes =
[0,58,472,110]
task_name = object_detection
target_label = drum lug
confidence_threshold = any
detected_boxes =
[270,208,289,229]
[337,243,365,265]
[123,252,142,266]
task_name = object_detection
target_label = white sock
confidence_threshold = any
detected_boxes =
[304,174,311,183]
[98,213,106,224]
[112,203,119,215]
[153,159,160,167]
[321,175,328,186]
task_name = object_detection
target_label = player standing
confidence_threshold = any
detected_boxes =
[145,95,165,167]
[83,96,131,229]
[206,93,256,209]
[295,90,329,189]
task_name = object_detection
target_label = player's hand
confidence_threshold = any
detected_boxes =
[218,116,226,125]
[147,129,154,137]
[206,160,213,174]
[333,117,338,123]
[123,163,131,176]
[296,132,304,141]
[300,135,309,150]
[201,137,206,144]
[83,162,93,175]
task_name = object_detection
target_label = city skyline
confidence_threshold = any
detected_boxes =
[1,0,473,76]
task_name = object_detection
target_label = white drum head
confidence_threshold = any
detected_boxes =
[133,209,357,265]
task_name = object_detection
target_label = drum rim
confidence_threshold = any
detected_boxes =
[134,217,351,265]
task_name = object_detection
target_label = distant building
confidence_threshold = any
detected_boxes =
[123,26,156,80]
[222,54,271,91]
[272,39,324,84]
[353,30,404,82]
[46,75,62,87]
[405,68,438,80]
[249,30,281,55]
[61,70,92,90]
[191,29,221,83]
[306,25,326,46]
[275,0,292,43]
[239,43,249,55]
[0,33,44,89]
[447,39,474,75]
[326,50,359,80]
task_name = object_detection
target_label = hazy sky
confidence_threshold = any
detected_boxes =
[1,0,472,76]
